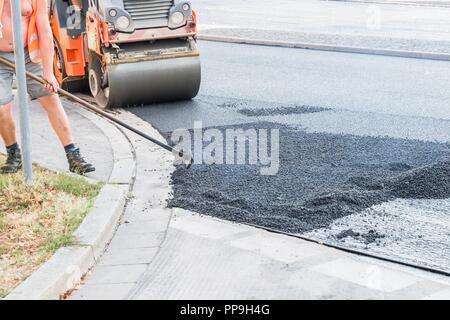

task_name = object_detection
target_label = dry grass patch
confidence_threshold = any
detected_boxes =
[0,155,102,298]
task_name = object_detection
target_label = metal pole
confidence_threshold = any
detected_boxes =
[11,0,33,184]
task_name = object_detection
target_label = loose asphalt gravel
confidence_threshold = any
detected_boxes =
[168,121,450,234]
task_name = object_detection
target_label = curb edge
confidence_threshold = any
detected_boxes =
[198,34,450,61]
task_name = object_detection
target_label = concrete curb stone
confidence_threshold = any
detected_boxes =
[198,34,450,62]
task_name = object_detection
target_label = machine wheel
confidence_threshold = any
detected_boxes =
[87,40,201,108]
[88,52,110,109]
[53,38,88,92]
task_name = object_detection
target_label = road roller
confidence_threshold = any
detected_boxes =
[49,0,201,109]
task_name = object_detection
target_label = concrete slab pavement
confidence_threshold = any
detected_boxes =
[69,111,175,300]
[128,209,450,300]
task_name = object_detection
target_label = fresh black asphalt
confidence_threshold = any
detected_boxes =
[166,121,449,233]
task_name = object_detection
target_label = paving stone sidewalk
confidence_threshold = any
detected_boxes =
[72,206,450,300]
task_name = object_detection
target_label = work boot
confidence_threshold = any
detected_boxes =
[0,147,22,174]
[66,149,95,175]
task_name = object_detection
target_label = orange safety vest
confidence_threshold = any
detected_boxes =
[0,0,41,63]
[27,0,41,63]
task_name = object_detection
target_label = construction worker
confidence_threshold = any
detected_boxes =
[0,0,95,175]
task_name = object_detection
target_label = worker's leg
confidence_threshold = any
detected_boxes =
[0,102,22,174]
[27,54,95,175]
[35,94,95,174]
[0,102,17,146]
[37,94,74,146]
[0,53,22,174]
[0,52,17,147]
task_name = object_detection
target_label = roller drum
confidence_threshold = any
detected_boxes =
[104,56,201,108]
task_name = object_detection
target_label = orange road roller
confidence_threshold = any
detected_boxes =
[49,0,201,108]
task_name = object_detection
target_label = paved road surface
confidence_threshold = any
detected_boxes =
[131,40,450,129]
[194,0,450,53]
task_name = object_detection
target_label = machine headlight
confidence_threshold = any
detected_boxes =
[182,3,190,11]
[116,16,131,30]
[171,12,184,26]
[109,9,117,17]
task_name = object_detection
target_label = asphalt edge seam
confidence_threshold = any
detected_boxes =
[198,34,450,61]
[246,223,450,278]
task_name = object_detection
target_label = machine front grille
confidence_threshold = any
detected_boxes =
[123,0,173,28]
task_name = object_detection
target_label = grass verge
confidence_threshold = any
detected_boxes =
[0,155,102,298]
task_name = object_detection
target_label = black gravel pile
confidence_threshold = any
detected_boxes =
[168,123,450,234]
[335,229,386,245]
[236,105,330,117]
[215,98,332,117]
[388,159,450,199]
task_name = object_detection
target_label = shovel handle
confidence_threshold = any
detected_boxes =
[0,56,193,166]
